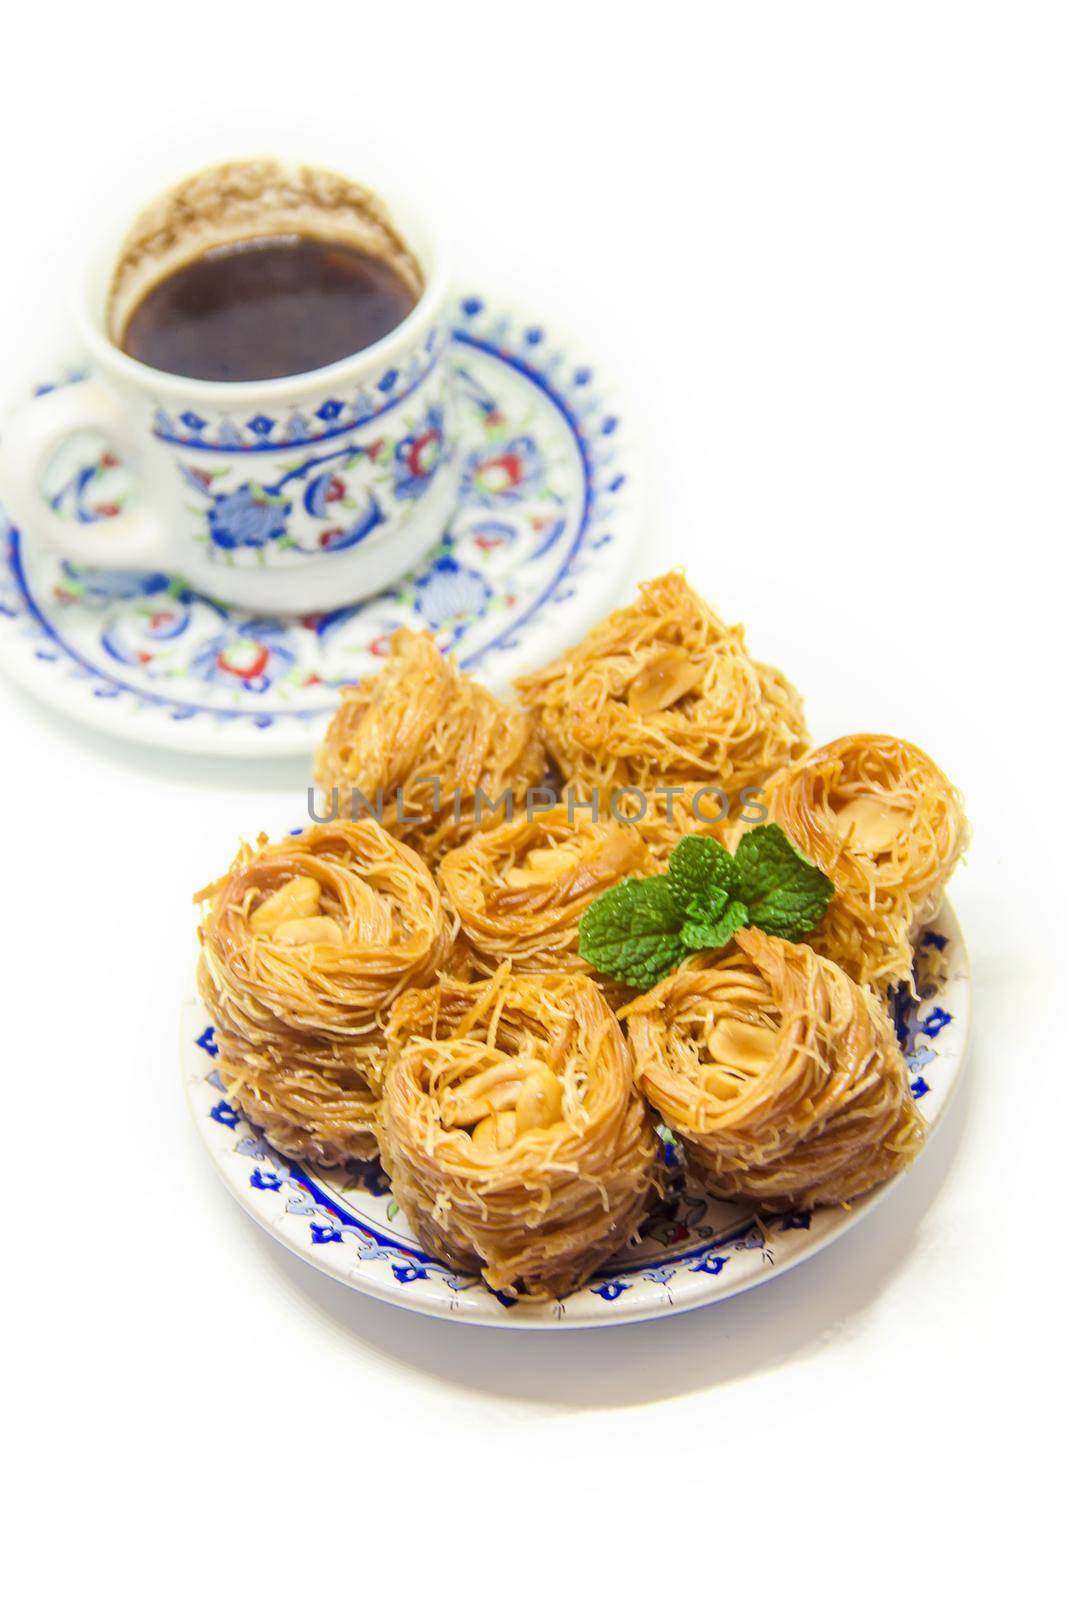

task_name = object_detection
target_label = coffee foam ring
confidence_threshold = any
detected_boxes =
[107,157,424,345]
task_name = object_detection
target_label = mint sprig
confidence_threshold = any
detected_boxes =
[734,824,833,938]
[578,824,833,990]
[574,876,687,990]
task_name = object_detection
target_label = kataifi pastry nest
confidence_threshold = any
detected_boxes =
[436,804,654,982]
[623,927,925,1211]
[313,628,546,865]
[750,733,969,991]
[196,818,454,1165]
[379,969,659,1298]
[515,571,808,848]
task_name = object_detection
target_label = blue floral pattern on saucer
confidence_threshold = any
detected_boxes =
[182,910,970,1328]
[0,296,641,755]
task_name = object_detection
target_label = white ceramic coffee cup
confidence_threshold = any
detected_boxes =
[0,159,456,614]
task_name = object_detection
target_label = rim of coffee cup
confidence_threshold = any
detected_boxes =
[74,162,449,405]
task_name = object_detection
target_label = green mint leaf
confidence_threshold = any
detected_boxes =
[578,876,687,990]
[679,898,751,951]
[666,834,741,921]
[579,825,836,993]
[733,823,834,939]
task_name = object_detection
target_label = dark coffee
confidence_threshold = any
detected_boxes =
[120,234,418,381]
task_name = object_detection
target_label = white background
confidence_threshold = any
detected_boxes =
[2,3,1062,1593]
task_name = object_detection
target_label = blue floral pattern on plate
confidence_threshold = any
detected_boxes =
[0,295,641,755]
[181,911,970,1328]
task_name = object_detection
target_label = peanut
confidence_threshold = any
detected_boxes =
[273,915,344,947]
[708,1017,776,1071]
[503,845,581,890]
[471,1111,518,1153]
[627,647,703,714]
[514,1067,564,1134]
[250,876,321,934]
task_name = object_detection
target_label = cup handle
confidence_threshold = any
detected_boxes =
[0,377,174,569]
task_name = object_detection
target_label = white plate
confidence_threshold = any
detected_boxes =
[183,906,970,1328]
[0,295,641,755]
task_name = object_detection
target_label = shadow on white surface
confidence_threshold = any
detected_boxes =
[237,1066,972,1408]
[1,672,310,793]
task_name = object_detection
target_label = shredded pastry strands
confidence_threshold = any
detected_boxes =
[623,928,925,1210]
[188,573,971,1300]
[313,628,545,864]
[196,819,454,1165]
[516,572,808,852]
[437,805,654,988]
[380,970,659,1298]
[750,734,969,991]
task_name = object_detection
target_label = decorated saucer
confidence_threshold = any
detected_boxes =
[183,910,970,1328]
[0,296,641,755]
